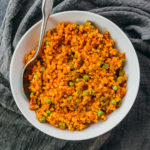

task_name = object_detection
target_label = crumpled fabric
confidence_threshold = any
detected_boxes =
[0,0,150,149]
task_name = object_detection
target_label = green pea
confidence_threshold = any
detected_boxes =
[45,41,49,46]
[76,78,81,82]
[83,90,89,96]
[85,22,90,26]
[33,74,38,79]
[59,122,66,128]
[68,96,73,103]
[110,99,116,105]
[91,89,96,96]
[99,49,103,52]
[46,99,51,104]
[46,110,51,115]
[119,71,123,76]
[76,99,80,104]
[83,75,89,81]
[69,81,74,87]
[39,116,46,123]
[97,110,103,117]
[103,64,109,69]
[112,85,118,91]
[91,25,94,29]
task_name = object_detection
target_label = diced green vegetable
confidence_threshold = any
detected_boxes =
[46,110,51,115]
[68,96,73,103]
[83,75,89,81]
[45,41,49,46]
[112,85,118,91]
[69,81,74,87]
[76,99,80,104]
[46,99,51,104]
[33,74,38,79]
[110,99,116,105]
[59,122,66,128]
[97,110,103,117]
[91,25,94,29]
[103,64,109,69]
[76,78,81,82]
[85,22,90,26]
[99,49,103,52]
[39,116,46,123]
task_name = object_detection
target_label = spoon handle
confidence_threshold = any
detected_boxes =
[33,0,54,59]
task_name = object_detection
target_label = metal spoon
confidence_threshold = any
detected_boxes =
[23,0,54,97]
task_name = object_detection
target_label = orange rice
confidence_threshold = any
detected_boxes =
[24,21,127,131]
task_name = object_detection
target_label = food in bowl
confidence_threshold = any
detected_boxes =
[23,21,127,131]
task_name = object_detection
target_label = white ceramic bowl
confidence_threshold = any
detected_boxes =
[10,11,140,140]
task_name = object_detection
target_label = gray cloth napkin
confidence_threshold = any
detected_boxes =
[0,0,150,149]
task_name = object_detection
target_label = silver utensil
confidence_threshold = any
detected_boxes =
[23,0,54,97]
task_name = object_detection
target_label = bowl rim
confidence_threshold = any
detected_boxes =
[10,10,140,141]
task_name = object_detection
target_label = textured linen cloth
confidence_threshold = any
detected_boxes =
[0,0,150,150]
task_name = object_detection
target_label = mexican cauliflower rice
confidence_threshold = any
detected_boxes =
[23,21,127,131]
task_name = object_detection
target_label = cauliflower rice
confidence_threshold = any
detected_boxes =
[24,21,127,131]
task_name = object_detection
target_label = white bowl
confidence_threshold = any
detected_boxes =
[10,11,140,140]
